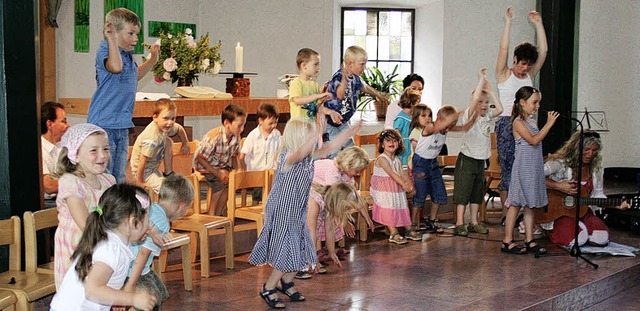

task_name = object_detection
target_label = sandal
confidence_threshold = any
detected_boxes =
[335,248,350,258]
[317,263,327,274]
[276,278,305,302]
[525,240,547,255]
[405,229,422,241]
[260,284,285,309]
[388,232,408,244]
[501,240,527,254]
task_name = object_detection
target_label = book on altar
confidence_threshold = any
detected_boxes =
[174,86,234,99]
[135,92,171,101]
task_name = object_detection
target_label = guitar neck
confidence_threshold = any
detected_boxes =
[578,197,620,207]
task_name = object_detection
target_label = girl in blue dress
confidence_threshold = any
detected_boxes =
[502,86,558,255]
[249,115,362,309]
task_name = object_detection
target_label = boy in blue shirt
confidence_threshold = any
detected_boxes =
[124,174,194,310]
[88,8,159,183]
[323,46,387,158]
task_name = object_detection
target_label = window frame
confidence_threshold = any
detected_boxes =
[340,7,415,73]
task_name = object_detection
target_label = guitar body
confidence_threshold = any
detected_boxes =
[534,187,590,223]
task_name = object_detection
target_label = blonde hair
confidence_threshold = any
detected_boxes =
[546,130,603,174]
[159,174,195,207]
[437,105,458,119]
[282,119,315,152]
[105,8,140,30]
[312,182,363,228]
[344,46,367,64]
[52,132,107,179]
[335,146,369,174]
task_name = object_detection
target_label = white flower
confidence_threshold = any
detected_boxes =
[210,61,222,74]
[200,59,210,71]
[186,35,196,49]
[185,28,192,35]
[154,39,161,46]
[167,33,172,39]
[163,58,178,72]
[163,72,171,80]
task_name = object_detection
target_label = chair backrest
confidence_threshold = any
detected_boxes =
[0,216,22,271]
[354,132,381,158]
[358,159,376,193]
[163,140,198,176]
[227,170,270,218]
[24,208,58,272]
[437,155,457,168]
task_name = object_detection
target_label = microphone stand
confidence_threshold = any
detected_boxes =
[568,117,598,269]
[534,114,598,269]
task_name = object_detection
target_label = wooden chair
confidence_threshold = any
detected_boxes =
[356,159,386,242]
[226,170,272,236]
[354,132,381,159]
[151,232,193,291]
[480,132,503,221]
[0,290,16,311]
[23,208,58,274]
[0,216,56,311]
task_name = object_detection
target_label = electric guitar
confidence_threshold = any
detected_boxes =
[534,188,639,223]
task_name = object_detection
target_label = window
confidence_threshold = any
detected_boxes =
[341,8,415,79]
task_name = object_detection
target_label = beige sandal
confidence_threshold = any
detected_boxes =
[388,232,408,244]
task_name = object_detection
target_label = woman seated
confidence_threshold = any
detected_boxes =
[542,130,629,247]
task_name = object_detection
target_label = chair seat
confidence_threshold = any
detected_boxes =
[172,215,232,231]
[235,207,264,220]
[37,262,54,274]
[0,271,55,302]
[0,290,16,309]
[163,232,191,249]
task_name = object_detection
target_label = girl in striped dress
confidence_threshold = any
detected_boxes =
[370,129,420,244]
[501,86,558,255]
[249,116,362,309]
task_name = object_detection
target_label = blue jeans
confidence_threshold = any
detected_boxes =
[411,154,448,207]
[105,128,129,183]
[323,122,354,159]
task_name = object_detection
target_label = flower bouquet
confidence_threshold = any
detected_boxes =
[143,28,223,86]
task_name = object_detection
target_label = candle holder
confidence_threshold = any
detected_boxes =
[220,72,257,97]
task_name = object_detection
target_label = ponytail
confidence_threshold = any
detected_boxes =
[72,183,149,281]
[51,147,82,179]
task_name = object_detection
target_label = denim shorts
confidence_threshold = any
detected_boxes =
[411,154,448,206]
[104,128,129,183]
[323,122,354,159]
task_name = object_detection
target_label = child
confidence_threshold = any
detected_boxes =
[130,98,189,193]
[394,88,421,167]
[371,129,419,244]
[453,68,504,236]
[411,106,476,232]
[305,146,373,277]
[495,7,548,215]
[288,48,334,121]
[87,8,159,184]
[248,115,363,309]
[409,104,432,152]
[323,45,388,158]
[194,104,246,216]
[385,73,425,130]
[52,123,116,289]
[501,86,558,255]
[310,182,368,267]
[50,183,156,311]
[124,174,195,310]
[239,103,281,204]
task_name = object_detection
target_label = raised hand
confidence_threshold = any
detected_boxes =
[546,111,559,126]
[505,7,513,22]
[103,21,116,40]
[528,11,542,25]
[478,67,487,81]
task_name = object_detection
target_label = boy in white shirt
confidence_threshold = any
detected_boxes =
[239,103,282,203]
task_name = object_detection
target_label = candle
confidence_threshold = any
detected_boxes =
[235,42,243,73]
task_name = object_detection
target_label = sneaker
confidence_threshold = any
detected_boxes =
[455,225,468,236]
[294,271,312,279]
[467,223,489,234]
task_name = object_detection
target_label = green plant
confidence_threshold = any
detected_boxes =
[358,65,402,110]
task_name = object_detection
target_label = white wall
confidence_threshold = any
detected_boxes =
[54,0,638,167]
[577,0,640,168]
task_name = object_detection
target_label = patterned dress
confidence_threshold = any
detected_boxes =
[507,117,548,208]
[54,173,116,289]
[371,154,412,227]
[248,151,318,272]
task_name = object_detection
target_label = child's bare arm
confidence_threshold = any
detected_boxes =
[292,92,333,106]
[123,247,152,292]
[103,22,123,74]
[376,157,413,193]
[496,7,513,83]
[528,11,548,78]
[84,262,156,309]
[314,120,363,159]
[450,111,478,132]
[319,105,343,125]
[468,68,486,118]
[237,153,247,172]
[362,84,390,108]
[512,111,559,145]
[195,156,228,183]
[137,43,159,81]
[336,66,348,100]
[323,220,342,268]
[485,81,504,117]
[175,124,190,155]
[67,197,90,231]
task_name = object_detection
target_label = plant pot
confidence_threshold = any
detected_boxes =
[374,100,388,120]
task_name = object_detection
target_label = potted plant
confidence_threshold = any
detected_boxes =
[358,65,402,120]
